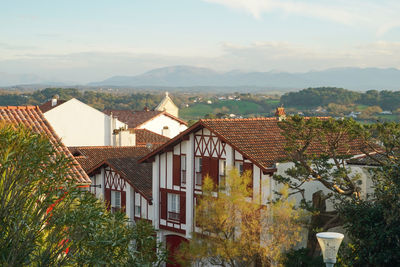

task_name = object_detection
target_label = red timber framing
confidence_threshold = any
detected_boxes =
[158,140,189,234]
[160,188,186,235]
[104,167,126,213]
[194,128,226,188]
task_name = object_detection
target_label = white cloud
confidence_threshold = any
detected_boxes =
[204,0,400,35]
[2,41,400,83]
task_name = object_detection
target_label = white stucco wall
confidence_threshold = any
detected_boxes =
[44,98,126,147]
[275,161,371,211]
[137,114,187,138]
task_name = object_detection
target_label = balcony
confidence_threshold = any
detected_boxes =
[168,211,180,221]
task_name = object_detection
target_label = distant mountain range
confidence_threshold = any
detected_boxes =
[89,66,400,91]
[2,66,400,91]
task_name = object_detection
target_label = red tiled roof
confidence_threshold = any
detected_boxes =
[39,99,67,113]
[105,157,152,200]
[135,129,170,146]
[0,106,90,184]
[103,109,187,128]
[140,117,366,171]
[68,146,152,174]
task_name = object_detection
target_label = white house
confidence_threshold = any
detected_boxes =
[69,146,153,222]
[40,97,126,147]
[103,109,187,139]
[139,112,368,265]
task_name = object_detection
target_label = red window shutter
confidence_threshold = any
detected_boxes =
[121,191,126,213]
[180,193,186,224]
[201,156,210,183]
[161,190,167,220]
[173,155,181,186]
[105,188,111,211]
[243,163,253,192]
[210,158,219,186]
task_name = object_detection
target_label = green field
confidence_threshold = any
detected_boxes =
[180,100,268,120]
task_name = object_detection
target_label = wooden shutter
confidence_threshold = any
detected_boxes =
[210,158,219,186]
[180,193,186,224]
[243,163,253,193]
[173,155,181,186]
[161,190,167,220]
[105,188,111,211]
[121,191,126,213]
[201,156,210,184]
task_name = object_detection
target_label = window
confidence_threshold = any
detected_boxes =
[89,175,96,194]
[167,193,180,221]
[235,161,244,175]
[181,155,186,185]
[111,190,121,213]
[219,160,226,188]
[195,157,203,186]
[135,205,141,217]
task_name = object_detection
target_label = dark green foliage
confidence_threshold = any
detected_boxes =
[281,87,400,111]
[337,122,400,266]
[0,123,166,266]
[282,248,323,267]
[281,87,361,108]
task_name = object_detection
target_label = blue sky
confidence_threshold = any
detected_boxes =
[1,0,400,83]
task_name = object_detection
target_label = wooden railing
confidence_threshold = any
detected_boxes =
[168,211,180,221]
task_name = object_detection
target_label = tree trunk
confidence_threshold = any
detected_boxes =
[306,190,341,258]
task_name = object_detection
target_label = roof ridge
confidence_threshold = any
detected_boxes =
[69,145,147,149]
[135,128,171,139]
[0,105,38,110]
[201,117,278,122]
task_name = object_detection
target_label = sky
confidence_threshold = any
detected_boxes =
[1,0,400,83]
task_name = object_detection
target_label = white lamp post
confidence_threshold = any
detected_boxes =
[316,232,344,267]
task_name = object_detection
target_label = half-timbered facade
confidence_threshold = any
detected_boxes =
[69,146,153,222]
[140,115,368,263]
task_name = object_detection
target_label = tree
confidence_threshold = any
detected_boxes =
[338,122,400,266]
[179,169,304,267]
[0,123,166,266]
[274,116,366,257]
[358,105,382,120]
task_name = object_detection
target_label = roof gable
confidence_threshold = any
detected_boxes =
[0,106,90,184]
[69,146,152,174]
[105,157,152,200]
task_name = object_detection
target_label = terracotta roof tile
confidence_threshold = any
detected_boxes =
[135,129,170,146]
[104,109,187,128]
[106,157,152,199]
[104,109,162,128]
[0,106,90,184]
[39,99,67,113]
[68,146,152,174]
[141,117,366,171]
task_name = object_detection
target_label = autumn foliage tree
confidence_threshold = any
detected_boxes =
[179,169,304,267]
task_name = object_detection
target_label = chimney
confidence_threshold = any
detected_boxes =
[275,106,286,121]
[113,128,136,146]
[51,95,59,107]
